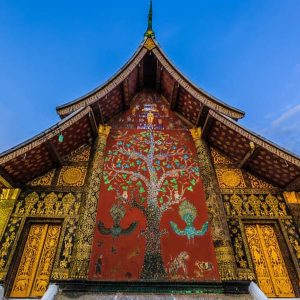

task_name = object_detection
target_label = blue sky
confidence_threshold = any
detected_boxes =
[0,0,300,154]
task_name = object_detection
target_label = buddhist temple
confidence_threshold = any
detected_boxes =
[0,2,300,299]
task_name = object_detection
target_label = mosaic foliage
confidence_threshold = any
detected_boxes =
[89,93,219,282]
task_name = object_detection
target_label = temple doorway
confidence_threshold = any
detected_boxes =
[10,223,61,298]
[245,224,295,298]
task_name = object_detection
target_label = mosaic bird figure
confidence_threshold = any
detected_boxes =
[170,201,208,240]
[97,203,138,238]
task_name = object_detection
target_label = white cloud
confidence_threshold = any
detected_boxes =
[271,103,300,126]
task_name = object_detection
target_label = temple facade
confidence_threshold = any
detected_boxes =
[0,2,300,299]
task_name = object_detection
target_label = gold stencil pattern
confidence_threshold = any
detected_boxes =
[216,169,246,188]
[10,224,61,298]
[27,170,55,186]
[67,146,91,162]
[248,173,274,189]
[223,194,287,217]
[245,224,295,298]
[211,147,233,165]
[190,129,237,280]
[58,167,86,186]
[31,225,61,297]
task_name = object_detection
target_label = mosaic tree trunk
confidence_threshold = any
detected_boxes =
[102,129,202,279]
[89,93,220,282]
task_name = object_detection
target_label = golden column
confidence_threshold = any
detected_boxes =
[70,125,111,279]
[0,187,20,280]
[0,188,20,239]
[189,128,237,280]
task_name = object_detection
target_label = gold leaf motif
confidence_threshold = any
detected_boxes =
[216,169,246,188]
[245,224,295,298]
[58,167,87,187]
[27,170,55,186]
[67,146,91,162]
[210,147,233,165]
[248,173,275,189]
[144,38,156,50]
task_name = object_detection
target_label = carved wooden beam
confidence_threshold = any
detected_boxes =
[46,141,63,167]
[122,79,130,110]
[0,166,18,187]
[201,114,214,140]
[155,62,162,92]
[170,82,180,110]
[238,142,260,169]
[195,105,210,128]
[138,63,144,90]
[88,110,99,138]
[286,175,300,192]
[97,101,105,125]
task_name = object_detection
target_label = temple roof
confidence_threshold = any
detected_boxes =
[1,5,300,191]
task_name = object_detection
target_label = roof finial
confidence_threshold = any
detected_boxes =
[144,0,155,38]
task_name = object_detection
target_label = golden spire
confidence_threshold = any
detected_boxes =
[144,0,155,38]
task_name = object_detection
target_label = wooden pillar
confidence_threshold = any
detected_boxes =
[0,189,20,239]
[189,127,237,280]
[70,125,111,279]
[0,188,21,281]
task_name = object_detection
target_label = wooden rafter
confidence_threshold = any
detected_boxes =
[138,63,144,90]
[238,143,260,169]
[46,141,63,167]
[170,83,180,110]
[155,62,162,91]
[122,79,130,109]
[286,175,300,191]
[97,101,105,125]
[88,110,99,138]
[202,114,214,140]
[0,166,18,187]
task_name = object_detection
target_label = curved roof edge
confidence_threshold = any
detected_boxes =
[56,37,245,120]
[0,106,91,164]
[56,41,148,117]
[152,40,245,120]
[209,110,300,167]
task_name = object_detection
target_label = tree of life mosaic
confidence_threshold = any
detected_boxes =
[89,92,219,281]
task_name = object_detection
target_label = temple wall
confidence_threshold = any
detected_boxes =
[209,146,300,296]
[0,143,94,290]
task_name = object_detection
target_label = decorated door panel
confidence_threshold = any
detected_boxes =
[10,223,61,298]
[245,224,295,298]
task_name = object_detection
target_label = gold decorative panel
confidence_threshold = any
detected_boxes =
[245,224,295,298]
[216,169,246,188]
[27,169,55,186]
[284,191,300,204]
[58,167,87,187]
[144,38,156,50]
[67,146,91,162]
[210,147,233,165]
[223,194,287,217]
[248,173,274,189]
[10,224,61,298]
[0,189,20,238]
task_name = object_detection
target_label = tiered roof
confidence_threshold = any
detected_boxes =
[1,3,300,190]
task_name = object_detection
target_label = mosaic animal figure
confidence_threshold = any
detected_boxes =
[170,201,208,240]
[168,251,190,278]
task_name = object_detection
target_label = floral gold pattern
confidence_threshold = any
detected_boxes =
[10,224,61,298]
[216,169,246,188]
[245,224,295,297]
[210,148,233,165]
[58,167,87,186]
[27,170,55,186]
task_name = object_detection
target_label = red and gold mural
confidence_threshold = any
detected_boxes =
[89,93,220,281]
